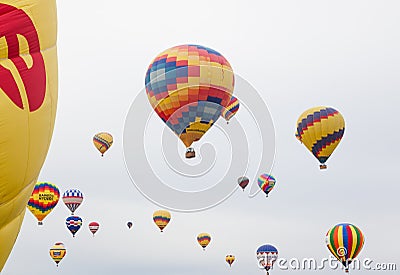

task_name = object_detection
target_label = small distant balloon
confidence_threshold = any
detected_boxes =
[238,176,249,191]
[221,96,239,124]
[88,222,99,236]
[93,132,113,156]
[27,182,60,225]
[226,255,235,267]
[49,242,66,267]
[153,210,171,232]
[62,189,83,215]
[197,233,211,250]
[66,216,82,237]
[257,174,276,197]
[127,221,133,229]
[256,244,278,275]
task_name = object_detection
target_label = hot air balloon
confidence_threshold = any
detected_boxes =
[145,44,235,159]
[93,132,113,156]
[49,242,66,267]
[27,182,60,225]
[153,210,171,232]
[127,221,133,229]
[197,233,211,250]
[325,223,365,273]
[256,244,278,275]
[62,189,83,215]
[66,216,82,237]
[238,176,249,191]
[226,255,235,267]
[88,222,99,237]
[257,174,276,197]
[222,96,239,124]
[0,0,58,269]
[295,106,345,169]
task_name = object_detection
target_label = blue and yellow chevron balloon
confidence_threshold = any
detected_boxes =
[295,106,345,169]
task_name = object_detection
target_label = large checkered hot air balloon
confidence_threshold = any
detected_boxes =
[145,44,235,158]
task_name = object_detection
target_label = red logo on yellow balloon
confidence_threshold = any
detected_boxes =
[0,3,46,112]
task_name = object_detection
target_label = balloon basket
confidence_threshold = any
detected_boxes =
[185,148,195,159]
[38,221,43,226]
[319,164,327,169]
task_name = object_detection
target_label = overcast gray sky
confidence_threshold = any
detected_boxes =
[3,0,400,274]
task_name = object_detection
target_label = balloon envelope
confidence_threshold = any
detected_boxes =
[0,0,58,269]
[238,176,249,191]
[222,96,239,122]
[325,223,365,272]
[127,221,133,229]
[27,182,60,225]
[256,244,278,272]
[295,106,345,169]
[145,44,234,150]
[153,210,171,232]
[93,132,113,156]
[65,216,82,237]
[62,189,83,215]
[49,242,66,267]
[257,174,276,197]
[88,222,99,236]
[197,233,211,250]
[226,255,235,267]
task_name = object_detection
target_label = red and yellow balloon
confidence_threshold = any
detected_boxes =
[0,0,58,270]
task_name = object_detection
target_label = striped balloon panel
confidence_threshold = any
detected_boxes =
[145,44,234,147]
[326,223,364,266]
[257,174,276,194]
[296,106,345,163]
[197,233,211,248]
[221,96,239,121]
[27,182,60,222]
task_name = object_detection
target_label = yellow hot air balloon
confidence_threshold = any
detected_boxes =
[152,210,171,232]
[27,182,60,225]
[93,132,113,156]
[0,0,58,270]
[49,242,66,267]
[295,106,345,169]
[197,233,211,250]
[226,255,235,267]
